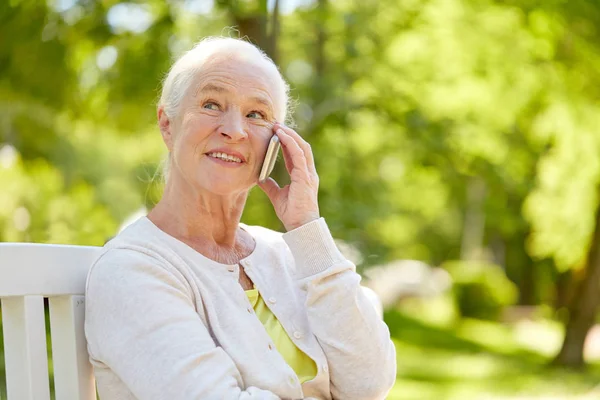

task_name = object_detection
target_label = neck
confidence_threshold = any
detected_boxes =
[148,174,249,250]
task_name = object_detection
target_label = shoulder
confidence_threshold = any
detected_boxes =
[92,216,169,280]
[240,222,290,252]
[86,240,191,301]
[241,222,283,241]
[94,216,184,278]
[103,216,160,249]
[91,246,163,275]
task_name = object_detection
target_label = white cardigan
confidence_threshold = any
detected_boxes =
[84,217,396,399]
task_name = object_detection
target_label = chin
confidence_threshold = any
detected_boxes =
[202,179,252,196]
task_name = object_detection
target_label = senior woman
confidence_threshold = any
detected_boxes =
[84,37,396,400]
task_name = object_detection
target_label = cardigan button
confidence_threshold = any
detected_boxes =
[268,297,276,304]
[247,307,253,313]
[293,331,303,339]
[323,364,329,372]
[268,343,274,350]
[227,265,235,272]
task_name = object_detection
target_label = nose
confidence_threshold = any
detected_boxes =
[220,110,248,142]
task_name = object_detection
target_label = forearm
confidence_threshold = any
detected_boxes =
[283,219,397,399]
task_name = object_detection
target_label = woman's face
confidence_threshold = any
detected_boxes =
[164,56,281,196]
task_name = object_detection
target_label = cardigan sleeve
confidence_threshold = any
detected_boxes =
[84,248,285,400]
[282,218,397,400]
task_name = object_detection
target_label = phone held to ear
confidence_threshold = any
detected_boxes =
[258,134,280,183]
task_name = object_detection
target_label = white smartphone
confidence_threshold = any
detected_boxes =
[258,134,280,183]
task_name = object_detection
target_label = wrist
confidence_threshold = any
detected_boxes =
[284,214,320,232]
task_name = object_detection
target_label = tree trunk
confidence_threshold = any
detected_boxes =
[225,0,278,63]
[554,270,574,310]
[304,0,328,137]
[553,201,600,368]
[519,262,536,305]
[504,231,537,306]
[460,177,487,261]
[267,0,280,63]
[315,0,327,81]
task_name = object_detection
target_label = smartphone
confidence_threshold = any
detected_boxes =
[258,134,280,183]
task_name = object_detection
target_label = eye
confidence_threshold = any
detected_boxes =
[247,111,265,119]
[203,102,220,111]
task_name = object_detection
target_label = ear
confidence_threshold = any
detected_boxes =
[157,106,174,151]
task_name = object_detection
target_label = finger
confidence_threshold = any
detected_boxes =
[257,177,281,202]
[275,124,316,175]
[275,129,310,178]
[282,145,293,174]
[272,126,293,173]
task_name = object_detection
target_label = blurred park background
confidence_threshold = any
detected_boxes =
[2,0,600,399]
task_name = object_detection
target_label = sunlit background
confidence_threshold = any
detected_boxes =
[2,0,600,399]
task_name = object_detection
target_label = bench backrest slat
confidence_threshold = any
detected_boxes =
[49,295,96,400]
[1,295,51,400]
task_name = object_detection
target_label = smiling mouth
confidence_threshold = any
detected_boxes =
[206,152,243,163]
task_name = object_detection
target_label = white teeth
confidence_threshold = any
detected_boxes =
[207,152,242,163]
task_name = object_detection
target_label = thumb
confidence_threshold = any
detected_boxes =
[257,177,281,203]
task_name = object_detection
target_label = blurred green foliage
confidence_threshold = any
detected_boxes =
[2,0,600,274]
[444,260,518,320]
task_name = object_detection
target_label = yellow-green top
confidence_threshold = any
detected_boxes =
[245,288,317,383]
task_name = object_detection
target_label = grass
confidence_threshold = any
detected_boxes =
[384,308,600,400]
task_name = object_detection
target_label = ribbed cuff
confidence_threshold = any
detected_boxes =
[282,218,346,279]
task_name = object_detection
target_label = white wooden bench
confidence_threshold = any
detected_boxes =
[0,243,101,400]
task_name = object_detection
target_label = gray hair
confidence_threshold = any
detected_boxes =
[158,37,291,182]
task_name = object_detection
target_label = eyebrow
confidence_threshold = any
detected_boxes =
[195,83,274,112]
